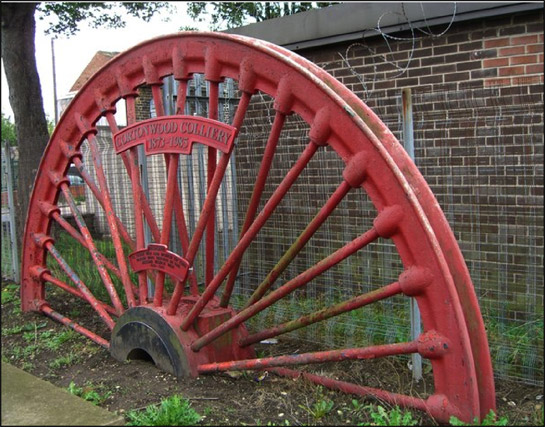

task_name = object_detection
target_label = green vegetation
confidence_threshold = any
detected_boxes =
[1,113,17,146]
[2,321,48,337]
[187,2,338,31]
[449,410,509,426]
[1,283,18,305]
[359,405,418,426]
[67,381,113,405]
[299,397,335,420]
[46,232,136,305]
[50,352,79,369]
[126,395,201,426]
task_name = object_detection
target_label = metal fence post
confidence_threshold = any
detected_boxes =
[4,140,20,283]
[402,87,422,382]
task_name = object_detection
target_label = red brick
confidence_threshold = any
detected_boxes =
[499,66,525,76]
[509,55,539,65]
[526,64,544,74]
[526,44,544,54]
[484,38,510,48]
[512,75,542,85]
[483,58,509,68]
[484,77,511,86]
[499,46,525,56]
[511,35,539,45]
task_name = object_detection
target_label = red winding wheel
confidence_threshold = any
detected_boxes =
[21,32,495,423]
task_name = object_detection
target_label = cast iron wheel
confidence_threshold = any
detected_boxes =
[21,32,495,423]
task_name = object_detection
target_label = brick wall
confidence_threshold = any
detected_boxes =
[233,9,543,382]
[122,12,543,382]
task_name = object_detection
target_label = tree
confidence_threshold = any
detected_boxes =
[0,2,170,248]
[187,2,338,30]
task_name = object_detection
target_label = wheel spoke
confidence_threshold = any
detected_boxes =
[72,157,136,249]
[205,81,219,286]
[153,154,180,306]
[268,367,430,415]
[41,305,110,348]
[220,110,286,307]
[240,280,402,347]
[167,90,254,314]
[105,110,161,242]
[199,334,440,372]
[58,182,125,314]
[242,179,352,309]
[179,141,320,327]
[167,148,234,314]
[33,233,115,330]
[46,206,121,279]
[40,271,117,316]
[191,223,380,351]
[85,133,136,307]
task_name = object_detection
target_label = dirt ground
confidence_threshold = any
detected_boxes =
[1,279,543,426]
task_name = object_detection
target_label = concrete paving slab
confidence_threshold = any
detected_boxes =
[1,362,125,426]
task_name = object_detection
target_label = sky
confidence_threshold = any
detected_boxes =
[1,2,212,122]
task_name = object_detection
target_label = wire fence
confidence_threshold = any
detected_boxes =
[3,65,542,387]
[1,142,19,283]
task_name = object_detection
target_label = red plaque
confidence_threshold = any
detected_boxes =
[113,115,236,155]
[129,244,189,282]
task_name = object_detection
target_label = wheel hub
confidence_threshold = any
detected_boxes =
[110,300,255,378]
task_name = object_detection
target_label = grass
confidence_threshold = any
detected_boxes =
[299,398,335,420]
[1,283,18,304]
[126,395,201,426]
[358,405,418,426]
[67,381,113,405]
[449,410,509,426]
[50,352,80,369]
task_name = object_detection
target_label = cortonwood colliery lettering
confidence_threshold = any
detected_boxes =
[113,116,235,155]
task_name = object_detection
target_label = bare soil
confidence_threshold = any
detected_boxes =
[2,279,543,426]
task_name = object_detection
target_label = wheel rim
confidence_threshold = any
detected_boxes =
[21,31,495,423]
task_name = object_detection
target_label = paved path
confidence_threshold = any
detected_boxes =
[1,362,125,426]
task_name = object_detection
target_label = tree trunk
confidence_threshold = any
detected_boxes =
[1,3,50,254]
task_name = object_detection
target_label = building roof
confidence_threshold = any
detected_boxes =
[69,51,119,92]
[226,2,543,50]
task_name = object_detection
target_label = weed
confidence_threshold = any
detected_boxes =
[1,284,18,304]
[21,361,35,371]
[359,405,418,426]
[2,321,47,337]
[250,421,291,426]
[449,410,509,426]
[44,329,80,350]
[50,352,78,369]
[126,395,201,426]
[299,398,334,420]
[67,381,112,405]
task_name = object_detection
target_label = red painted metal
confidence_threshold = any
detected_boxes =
[243,179,352,308]
[41,305,110,348]
[268,367,463,423]
[20,32,495,423]
[220,110,286,308]
[178,141,319,326]
[199,330,449,373]
[240,280,403,347]
[190,225,381,352]
[206,82,219,288]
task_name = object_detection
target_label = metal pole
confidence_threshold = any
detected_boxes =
[4,140,19,283]
[51,38,58,124]
[138,145,153,297]
[402,87,422,382]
